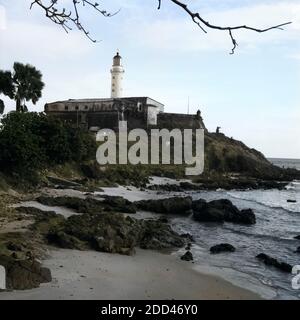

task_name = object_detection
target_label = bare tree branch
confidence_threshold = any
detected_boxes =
[30,0,292,54]
[166,0,292,54]
[30,0,119,42]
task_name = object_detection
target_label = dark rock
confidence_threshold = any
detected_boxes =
[0,255,52,290]
[210,243,236,254]
[294,235,300,240]
[37,196,104,214]
[295,246,300,253]
[16,206,57,218]
[158,217,169,223]
[180,251,193,261]
[287,199,297,203]
[192,198,256,225]
[256,253,292,273]
[37,195,136,214]
[47,231,86,250]
[193,207,225,223]
[180,233,195,243]
[237,209,256,225]
[192,199,207,212]
[100,195,137,213]
[135,197,192,215]
[47,213,185,255]
[139,219,186,250]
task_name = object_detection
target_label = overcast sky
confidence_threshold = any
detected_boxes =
[0,0,300,158]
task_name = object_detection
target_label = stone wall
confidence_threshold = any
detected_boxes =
[156,112,205,130]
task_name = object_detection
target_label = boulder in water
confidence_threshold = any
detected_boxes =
[192,199,256,225]
[256,253,292,273]
[210,243,236,254]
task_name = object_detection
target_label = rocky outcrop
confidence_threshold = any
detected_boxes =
[210,243,236,254]
[256,253,292,273]
[135,197,193,215]
[46,176,81,188]
[16,206,57,218]
[148,179,289,192]
[0,255,52,290]
[180,251,193,261]
[37,195,136,214]
[294,235,300,240]
[47,213,186,255]
[100,195,137,213]
[192,199,256,225]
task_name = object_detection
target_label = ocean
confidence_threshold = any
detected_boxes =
[268,158,300,171]
[170,158,300,299]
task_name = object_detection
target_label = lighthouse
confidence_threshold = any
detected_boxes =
[110,51,125,98]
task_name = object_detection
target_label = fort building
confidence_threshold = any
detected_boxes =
[44,52,205,131]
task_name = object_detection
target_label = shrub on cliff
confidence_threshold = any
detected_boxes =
[0,112,96,177]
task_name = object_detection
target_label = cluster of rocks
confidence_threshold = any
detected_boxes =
[37,195,136,214]
[180,241,294,275]
[192,199,256,225]
[46,212,186,255]
[135,196,256,225]
[147,178,288,192]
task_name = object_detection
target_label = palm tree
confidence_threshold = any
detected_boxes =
[0,62,44,112]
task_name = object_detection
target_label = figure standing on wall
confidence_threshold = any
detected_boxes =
[216,126,221,134]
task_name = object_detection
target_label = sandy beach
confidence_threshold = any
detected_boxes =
[0,248,261,300]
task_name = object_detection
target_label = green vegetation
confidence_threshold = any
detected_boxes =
[0,112,96,184]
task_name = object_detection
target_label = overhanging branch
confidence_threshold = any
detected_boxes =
[165,0,292,54]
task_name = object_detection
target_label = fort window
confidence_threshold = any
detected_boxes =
[65,106,68,111]
[85,105,88,110]
[75,106,79,110]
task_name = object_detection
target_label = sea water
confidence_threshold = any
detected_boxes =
[170,158,300,299]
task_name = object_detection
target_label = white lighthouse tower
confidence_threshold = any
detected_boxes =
[110,51,125,98]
